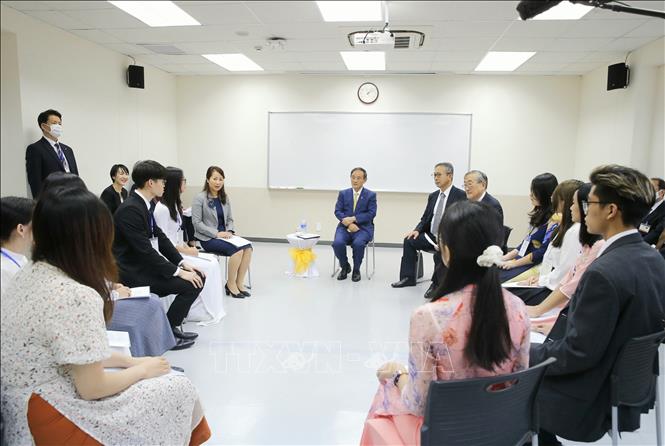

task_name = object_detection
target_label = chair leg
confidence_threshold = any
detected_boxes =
[223,256,228,282]
[331,247,339,278]
[611,405,619,446]
[656,379,662,446]
[246,266,252,289]
[531,432,538,446]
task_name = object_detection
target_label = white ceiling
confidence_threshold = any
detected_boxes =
[3,1,664,75]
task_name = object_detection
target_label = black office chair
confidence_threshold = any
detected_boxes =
[421,357,556,446]
[503,225,513,254]
[609,330,665,446]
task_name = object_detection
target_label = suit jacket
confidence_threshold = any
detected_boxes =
[530,233,665,441]
[640,201,665,244]
[480,192,504,225]
[100,184,128,215]
[334,188,377,239]
[113,191,183,284]
[414,185,466,239]
[25,137,79,197]
[191,191,235,241]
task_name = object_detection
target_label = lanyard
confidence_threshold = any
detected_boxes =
[1,249,22,269]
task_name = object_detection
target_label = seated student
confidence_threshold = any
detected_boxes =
[530,165,665,446]
[391,162,466,299]
[0,186,210,445]
[500,173,559,282]
[100,164,130,215]
[154,167,226,324]
[192,166,252,298]
[332,167,377,282]
[509,180,583,300]
[463,169,504,223]
[638,177,665,244]
[361,201,529,445]
[39,170,182,354]
[1,197,34,293]
[113,160,205,345]
[519,183,605,316]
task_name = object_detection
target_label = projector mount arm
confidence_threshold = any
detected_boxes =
[572,0,665,19]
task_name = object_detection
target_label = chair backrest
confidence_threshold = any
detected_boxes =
[502,226,513,252]
[610,330,665,408]
[421,357,556,446]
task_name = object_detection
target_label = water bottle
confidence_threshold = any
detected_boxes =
[299,219,307,234]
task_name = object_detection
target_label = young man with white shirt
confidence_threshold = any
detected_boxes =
[113,160,205,350]
[25,109,79,198]
[639,177,665,245]
[530,164,665,446]
[0,197,34,293]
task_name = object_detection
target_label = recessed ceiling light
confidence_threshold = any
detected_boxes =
[475,51,536,72]
[316,1,383,22]
[533,2,594,20]
[108,1,200,27]
[203,54,264,72]
[340,51,385,70]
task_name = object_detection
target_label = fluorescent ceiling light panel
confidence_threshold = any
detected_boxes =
[108,1,200,27]
[316,1,383,22]
[533,2,594,20]
[475,51,536,71]
[340,51,385,70]
[203,54,263,71]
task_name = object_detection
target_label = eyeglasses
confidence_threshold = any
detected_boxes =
[431,173,443,178]
[582,200,610,214]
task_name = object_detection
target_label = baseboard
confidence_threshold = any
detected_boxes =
[244,236,401,248]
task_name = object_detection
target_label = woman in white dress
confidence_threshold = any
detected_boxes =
[153,167,225,325]
[0,186,211,445]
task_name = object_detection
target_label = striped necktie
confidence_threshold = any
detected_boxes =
[55,143,69,172]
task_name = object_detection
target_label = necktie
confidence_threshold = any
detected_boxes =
[149,200,157,237]
[353,192,359,212]
[431,192,446,236]
[55,143,69,172]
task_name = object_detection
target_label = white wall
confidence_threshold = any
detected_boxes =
[574,37,665,180]
[177,74,581,244]
[1,31,25,197]
[0,5,178,197]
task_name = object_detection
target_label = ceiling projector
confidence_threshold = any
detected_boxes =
[352,31,395,50]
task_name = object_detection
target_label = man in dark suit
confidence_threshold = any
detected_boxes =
[638,177,665,245]
[530,165,665,445]
[25,109,79,197]
[463,170,504,224]
[332,167,377,282]
[113,160,206,350]
[391,162,466,298]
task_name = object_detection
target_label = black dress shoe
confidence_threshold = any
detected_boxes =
[239,289,251,297]
[391,278,416,288]
[352,271,361,282]
[424,283,437,299]
[172,326,199,340]
[170,338,195,351]
[337,263,351,280]
[225,283,245,298]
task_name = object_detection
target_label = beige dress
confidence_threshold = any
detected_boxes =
[1,262,204,445]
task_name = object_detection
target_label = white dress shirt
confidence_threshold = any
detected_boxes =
[538,223,582,290]
[1,248,28,293]
[596,229,639,258]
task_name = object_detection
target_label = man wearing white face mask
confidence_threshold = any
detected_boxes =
[25,109,79,197]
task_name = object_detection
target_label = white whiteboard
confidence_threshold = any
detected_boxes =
[268,112,472,193]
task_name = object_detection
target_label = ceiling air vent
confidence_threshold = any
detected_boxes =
[137,44,186,55]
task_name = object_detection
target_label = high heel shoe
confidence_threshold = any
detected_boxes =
[225,284,244,299]
[239,289,251,297]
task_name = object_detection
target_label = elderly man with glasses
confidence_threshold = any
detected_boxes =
[391,162,466,299]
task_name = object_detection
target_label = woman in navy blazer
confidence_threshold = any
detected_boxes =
[332,167,377,281]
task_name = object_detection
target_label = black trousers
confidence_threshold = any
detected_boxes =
[122,271,205,327]
[509,287,551,305]
[398,233,446,285]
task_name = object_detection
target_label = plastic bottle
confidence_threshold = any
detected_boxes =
[299,219,308,234]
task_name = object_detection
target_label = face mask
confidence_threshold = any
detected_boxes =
[48,124,63,138]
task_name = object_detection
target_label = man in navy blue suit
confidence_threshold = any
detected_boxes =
[332,167,377,282]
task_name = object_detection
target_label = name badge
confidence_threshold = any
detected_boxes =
[639,223,650,233]
[518,238,530,257]
[150,237,159,252]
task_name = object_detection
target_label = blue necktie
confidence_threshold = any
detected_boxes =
[55,143,68,171]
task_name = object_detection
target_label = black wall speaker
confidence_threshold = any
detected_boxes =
[127,65,144,89]
[607,63,629,91]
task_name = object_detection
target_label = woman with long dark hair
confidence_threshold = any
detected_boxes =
[360,201,530,445]
[500,172,559,282]
[527,183,605,326]
[1,186,210,445]
[191,166,253,298]
[154,166,226,324]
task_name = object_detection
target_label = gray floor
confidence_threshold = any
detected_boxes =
[166,242,663,446]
